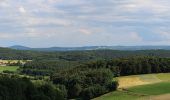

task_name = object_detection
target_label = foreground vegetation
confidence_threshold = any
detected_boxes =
[94,83,170,100]
[0,76,64,100]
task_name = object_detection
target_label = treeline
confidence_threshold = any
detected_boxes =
[22,60,79,76]
[22,56,170,77]
[83,56,170,76]
[0,76,65,100]
[19,49,170,76]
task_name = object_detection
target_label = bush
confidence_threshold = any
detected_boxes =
[81,85,107,100]
[107,81,119,91]
[3,70,14,74]
[57,84,68,98]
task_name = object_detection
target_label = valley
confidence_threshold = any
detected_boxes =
[1,0,170,99]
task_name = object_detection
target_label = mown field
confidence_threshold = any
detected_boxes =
[0,60,30,63]
[0,66,19,72]
[94,73,170,100]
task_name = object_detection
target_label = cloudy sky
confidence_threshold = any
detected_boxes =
[0,0,170,47]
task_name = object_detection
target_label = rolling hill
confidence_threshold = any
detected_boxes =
[9,45,170,51]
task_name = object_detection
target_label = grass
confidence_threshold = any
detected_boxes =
[128,82,170,95]
[0,66,19,72]
[94,73,170,100]
[93,91,143,100]
[94,82,170,100]
[156,73,170,81]
[117,73,170,88]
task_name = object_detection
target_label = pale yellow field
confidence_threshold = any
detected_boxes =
[149,94,170,100]
[117,73,170,89]
[0,60,31,64]
[118,76,149,88]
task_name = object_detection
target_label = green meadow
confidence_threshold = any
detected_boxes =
[0,66,19,73]
[94,73,170,100]
[129,81,170,95]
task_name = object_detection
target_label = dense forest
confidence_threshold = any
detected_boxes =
[1,47,170,99]
[22,60,79,76]
[3,47,170,60]
[0,75,65,100]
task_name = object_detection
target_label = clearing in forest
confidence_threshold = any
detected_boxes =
[0,66,19,73]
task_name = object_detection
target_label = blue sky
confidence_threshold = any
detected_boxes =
[0,0,170,47]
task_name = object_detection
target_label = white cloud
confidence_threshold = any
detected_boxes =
[79,28,93,35]
[0,0,170,47]
[128,32,143,41]
[0,33,11,39]
[0,1,9,7]
[19,6,26,13]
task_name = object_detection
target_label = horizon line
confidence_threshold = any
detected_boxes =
[4,45,170,48]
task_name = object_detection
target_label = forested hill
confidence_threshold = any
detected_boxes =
[2,47,170,60]
[0,47,41,60]
[9,45,170,51]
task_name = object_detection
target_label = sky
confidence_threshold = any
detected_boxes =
[0,0,170,47]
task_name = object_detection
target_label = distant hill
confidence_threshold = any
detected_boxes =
[4,46,170,60]
[9,45,170,51]
[10,45,31,50]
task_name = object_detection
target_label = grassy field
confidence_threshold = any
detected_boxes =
[156,73,170,81]
[94,73,170,100]
[0,66,19,72]
[129,82,170,95]
[93,91,143,100]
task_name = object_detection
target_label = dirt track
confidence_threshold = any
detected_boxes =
[150,94,170,100]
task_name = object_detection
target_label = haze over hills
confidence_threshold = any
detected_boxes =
[8,45,170,51]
